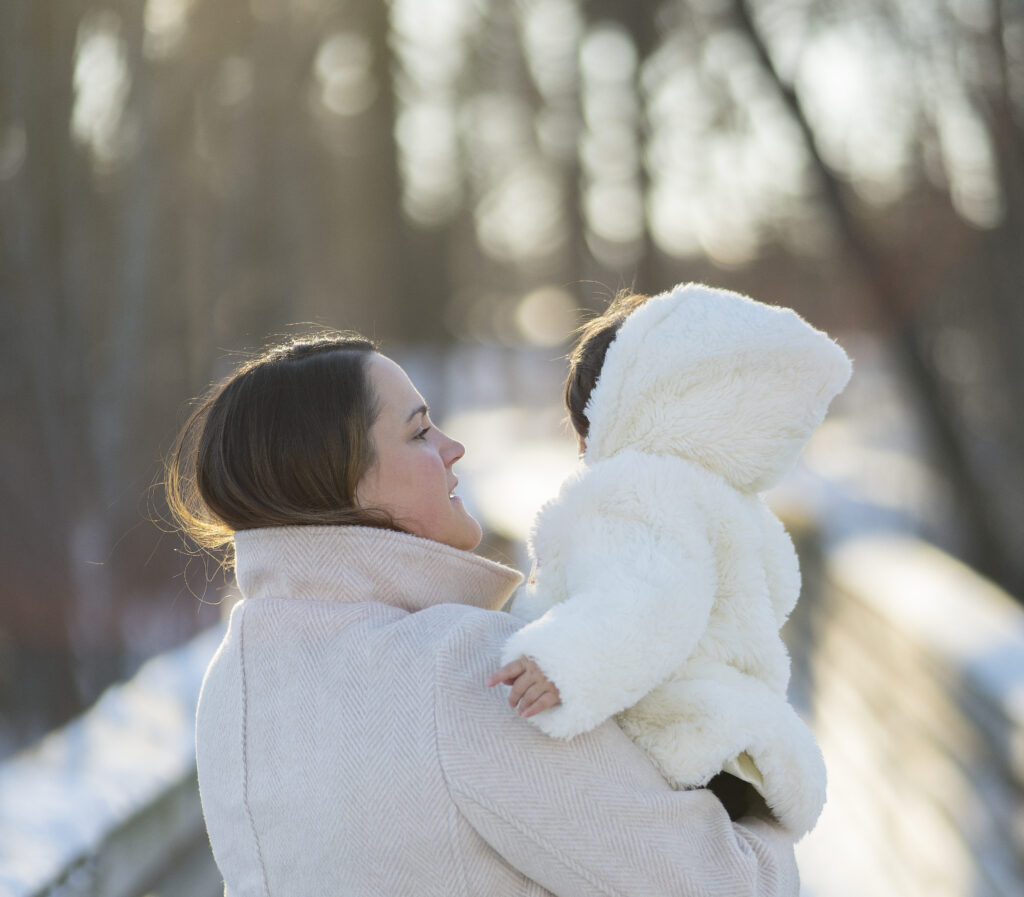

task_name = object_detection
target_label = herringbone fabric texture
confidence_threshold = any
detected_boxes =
[196,525,799,896]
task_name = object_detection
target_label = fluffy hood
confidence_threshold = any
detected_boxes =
[583,283,852,493]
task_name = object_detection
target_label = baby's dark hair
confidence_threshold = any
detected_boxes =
[564,290,648,440]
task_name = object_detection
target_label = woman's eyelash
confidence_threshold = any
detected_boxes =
[414,426,432,440]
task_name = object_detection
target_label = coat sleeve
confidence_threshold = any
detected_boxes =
[503,467,717,739]
[437,612,799,897]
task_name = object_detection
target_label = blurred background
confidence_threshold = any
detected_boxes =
[1,0,1023,894]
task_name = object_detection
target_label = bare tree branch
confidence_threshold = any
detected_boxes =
[730,0,1013,586]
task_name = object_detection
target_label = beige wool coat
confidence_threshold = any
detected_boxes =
[196,525,800,896]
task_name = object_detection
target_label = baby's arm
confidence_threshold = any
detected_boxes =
[501,458,719,740]
[486,657,561,718]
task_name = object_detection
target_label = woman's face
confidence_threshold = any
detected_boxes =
[356,354,483,551]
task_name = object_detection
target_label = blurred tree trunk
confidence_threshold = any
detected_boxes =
[314,0,421,342]
[580,0,659,295]
[1,0,90,732]
[359,0,446,343]
[730,0,1015,589]
[969,0,1024,594]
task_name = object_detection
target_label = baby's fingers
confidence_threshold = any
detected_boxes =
[508,671,539,708]
[519,685,560,718]
[486,659,526,688]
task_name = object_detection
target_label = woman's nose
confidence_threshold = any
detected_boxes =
[442,433,466,466]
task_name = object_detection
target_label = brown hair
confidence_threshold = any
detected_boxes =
[564,290,648,440]
[164,332,399,562]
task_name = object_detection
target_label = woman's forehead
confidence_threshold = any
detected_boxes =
[368,354,426,418]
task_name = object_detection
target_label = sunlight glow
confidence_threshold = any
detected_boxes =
[797,24,915,204]
[476,161,565,262]
[1006,20,1024,120]
[314,32,377,118]
[514,285,578,347]
[463,91,568,257]
[579,22,644,267]
[72,11,132,169]
[935,96,1003,228]
[395,102,462,225]
[523,0,583,169]
[648,182,701,258]
[521,0,583,100]
[0,124,26,181]
[643,30,806,264]
[143,0,195,60]
[584,182,644,245]
[391,0,476,226]
[580,23,637,85]
[949,0,995,31]
[391,0,476,52]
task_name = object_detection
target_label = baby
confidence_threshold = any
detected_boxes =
[488,283,851,837]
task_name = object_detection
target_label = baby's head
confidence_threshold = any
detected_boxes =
[564,290,648,449]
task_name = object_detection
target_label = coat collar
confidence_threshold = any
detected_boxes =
[233,525,523,613]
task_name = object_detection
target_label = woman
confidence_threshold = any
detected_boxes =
[167,332,799,896]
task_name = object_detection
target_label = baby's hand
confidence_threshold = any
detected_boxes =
[486,657,561,718]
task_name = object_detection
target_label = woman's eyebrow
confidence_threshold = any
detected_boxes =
[405,403,429,423]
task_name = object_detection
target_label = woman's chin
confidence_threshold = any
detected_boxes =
[451,512,484,551]
[458,522,484,552]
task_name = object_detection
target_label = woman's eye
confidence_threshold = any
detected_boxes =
[414,426,432,441]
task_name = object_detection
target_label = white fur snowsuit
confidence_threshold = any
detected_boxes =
[504,283,851,837]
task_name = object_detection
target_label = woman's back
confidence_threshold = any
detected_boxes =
[196,525,799,897]
[197,525,524,895]
[200,594,497,894]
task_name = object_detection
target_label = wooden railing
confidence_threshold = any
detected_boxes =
[0,626,224,897]
[790,534,1024,897]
